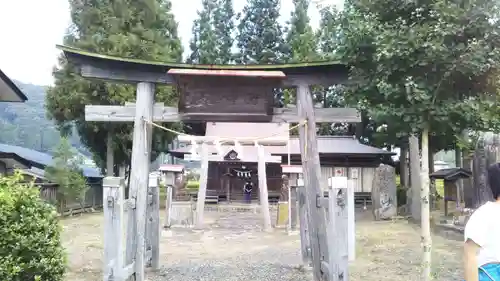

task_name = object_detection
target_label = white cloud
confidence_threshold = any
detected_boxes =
[0,0,342,86]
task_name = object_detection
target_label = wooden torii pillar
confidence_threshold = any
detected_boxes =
[58,45,361,281]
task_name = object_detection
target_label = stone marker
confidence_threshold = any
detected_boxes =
[371,164,397,220]
[169,202,195,227]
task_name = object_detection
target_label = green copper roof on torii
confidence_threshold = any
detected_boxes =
[56,45,347,74]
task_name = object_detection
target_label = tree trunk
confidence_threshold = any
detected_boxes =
[119,165,126,177]
[463,154,474,208]
[126,160,132,198]
[428,149,434,174]
[456,129,470,207]
[400,141,409,189]
[473,132,499,207]
[106,133,114,177]
[428,147,436,210]
[420,126,432,281]
[455,146,462,167]
[409,135,421,220]
[455,144,463,207]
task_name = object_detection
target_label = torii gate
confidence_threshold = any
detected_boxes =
[58,45,361,281]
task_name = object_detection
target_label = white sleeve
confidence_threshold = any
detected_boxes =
[464,206,488,247]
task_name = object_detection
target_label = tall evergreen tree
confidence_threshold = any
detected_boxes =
[236,0,286,64]
[188,0,218,64]
[46,0,183,173]
[188,0,234,64]
[286,0,317,62]
[214,0,235,63]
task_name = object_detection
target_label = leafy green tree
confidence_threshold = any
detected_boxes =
[236,0,287,64]
[188,0,235,64]
[336,0,500,278]
[45,138,88,212]
[46,0,183,174]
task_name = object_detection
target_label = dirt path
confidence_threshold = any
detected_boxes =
[62,209,463,281]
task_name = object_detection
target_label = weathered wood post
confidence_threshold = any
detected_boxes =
[283,174,293,232]
[297,173,311,266]
[126,82,155,281]
[327,176,349,281]
[195,143,210,229]
[257,142,272,231]
[103,177,125,281]
[297,83,330,280]
[165,184,173,229]
[290,185,298,231]
[347,179,356,262]
[145,174,160,270]
[106,133,114,177]
[288,180,292,232]
[409,135,421,220]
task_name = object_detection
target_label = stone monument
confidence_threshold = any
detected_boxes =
[371,164,398,220]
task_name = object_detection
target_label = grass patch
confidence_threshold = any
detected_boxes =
[186,181,199,190]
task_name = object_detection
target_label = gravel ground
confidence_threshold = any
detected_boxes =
[62,208,464,281]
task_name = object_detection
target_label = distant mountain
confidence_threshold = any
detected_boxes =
[0,81,89,156]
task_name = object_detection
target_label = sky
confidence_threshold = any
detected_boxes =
[0,0,343,86]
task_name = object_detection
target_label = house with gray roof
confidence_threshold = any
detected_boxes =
[0,68,101,179]
[0,143,103,179]
[0,68,30,174]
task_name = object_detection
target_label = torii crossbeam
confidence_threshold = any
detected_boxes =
[85,103,360,123]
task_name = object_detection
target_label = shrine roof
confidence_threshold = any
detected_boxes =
[429,168,472,181]
[56,45,347,75]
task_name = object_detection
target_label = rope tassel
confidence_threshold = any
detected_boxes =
[141,119,308,162]
[143,118,305,143]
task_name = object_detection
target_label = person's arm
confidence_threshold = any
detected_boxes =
[463,206,487,281]
[464,239,480,281]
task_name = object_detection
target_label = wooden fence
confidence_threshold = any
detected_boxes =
[38,181,104,215]
[102,177,160,281]
[280,177,356,281]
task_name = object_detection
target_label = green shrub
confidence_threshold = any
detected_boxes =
[186,181,200,189]
[186,171,200,181]
[0,172,66,281]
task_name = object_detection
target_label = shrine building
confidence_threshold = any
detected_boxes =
[168,122,395,203]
